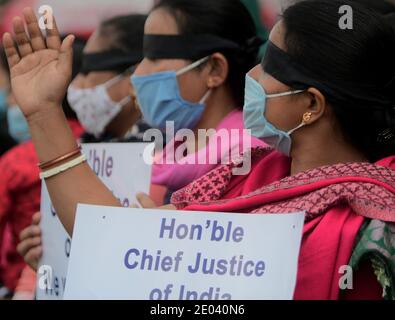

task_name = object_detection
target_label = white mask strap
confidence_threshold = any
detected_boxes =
[100,74,132,107]
[199,89,212,104]
[118,95,132,107]
[287,121,306,136]
[103,74,125,89]
[176,56,210,76]
[267,89,304,99]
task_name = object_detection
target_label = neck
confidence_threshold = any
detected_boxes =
[196,92,236,130]
[106,103,142,138]
[290,131,368,176]
[186,88,237,153]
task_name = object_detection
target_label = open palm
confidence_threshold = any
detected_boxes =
[2,8,74,118]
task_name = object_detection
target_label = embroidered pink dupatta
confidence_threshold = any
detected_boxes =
[171,147,395,299]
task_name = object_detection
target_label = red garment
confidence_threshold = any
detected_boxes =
[0,119,83,291]
[171,147,395,300]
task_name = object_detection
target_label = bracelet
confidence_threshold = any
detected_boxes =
[38,145,82,170]
[40,154,87,180]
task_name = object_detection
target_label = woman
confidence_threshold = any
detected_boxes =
[171,0,395,299]
[4,0,395,299]
[11,14,149,300]
[132,0,264,202]
[68,14,149,144]
[17,0,263,278]
[0,36,85,296]
[18,0,263,215]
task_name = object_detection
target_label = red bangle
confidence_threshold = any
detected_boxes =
[38,146,82,170]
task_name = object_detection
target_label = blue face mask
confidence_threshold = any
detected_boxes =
[7,105,31,143]
[0,89,8,119]
[243,74,304,156]
[131,57,211,132]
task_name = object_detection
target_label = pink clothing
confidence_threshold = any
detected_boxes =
[171,147,395,299]
[151,110,264,192]
[12,266,36,300]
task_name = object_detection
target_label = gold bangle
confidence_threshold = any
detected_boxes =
[38,146,82,170]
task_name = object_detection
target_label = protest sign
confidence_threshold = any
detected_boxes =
[37,143,153,299]
[64,205,305,300]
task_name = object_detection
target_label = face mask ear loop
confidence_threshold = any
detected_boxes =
[199,89,212,104]
[104,64,138,89]
[266,89,304,99]
[176,56,210,76]
[117,95,132,108]
[103,73,125,90]
[287,122,305,136]
[102,72,133,106]
[287,112,312,136]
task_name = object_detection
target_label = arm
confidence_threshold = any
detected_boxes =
[3,8,120,236]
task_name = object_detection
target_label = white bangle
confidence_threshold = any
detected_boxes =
[40,154,87,180]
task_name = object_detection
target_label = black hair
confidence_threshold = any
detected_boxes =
[99,14,147,53]
[387,12,395,31]
[153,0,260,108]
[354,0,395,14]
[282,0,395,162]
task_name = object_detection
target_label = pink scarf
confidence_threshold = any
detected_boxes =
[151,110,264,191]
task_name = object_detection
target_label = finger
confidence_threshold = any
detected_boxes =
[19,225,41,242]
[12,16,33,58]
[45,14,61,50]
[136,193,157,209]
[23,7,46,51]
[32,211,42,225]
[24,246,42,271]
[17,236,42,257]
[2,33,21,68]
[58,34,74,70]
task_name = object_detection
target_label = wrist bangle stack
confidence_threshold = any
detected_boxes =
[38,145,87,180]
[39,154,87,180]
[38,145,82,170]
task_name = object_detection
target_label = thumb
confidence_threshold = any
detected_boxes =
[136,193,157,209]
[32,211,41,225]
[58,34,74,70]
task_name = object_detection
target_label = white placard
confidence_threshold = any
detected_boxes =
[37,143,153,300]
[64,205,305,300]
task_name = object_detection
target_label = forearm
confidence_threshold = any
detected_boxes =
[28,106,121,236]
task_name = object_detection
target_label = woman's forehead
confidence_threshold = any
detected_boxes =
[145,8,179,35]
[268,21,286,51]
[83,31,108,54]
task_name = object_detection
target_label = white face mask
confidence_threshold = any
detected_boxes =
[67,74,131,138]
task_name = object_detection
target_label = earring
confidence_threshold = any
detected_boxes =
[303,112,312,124]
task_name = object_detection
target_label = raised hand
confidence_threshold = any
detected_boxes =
[2,7,75,118]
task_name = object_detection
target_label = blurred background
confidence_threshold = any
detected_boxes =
[0,0,394,39]
[0,0,154,38]
[0,0,287,40]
